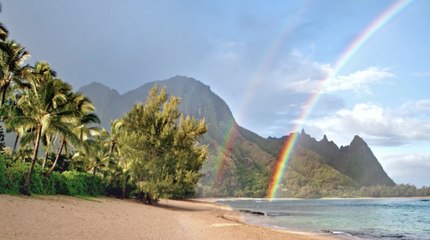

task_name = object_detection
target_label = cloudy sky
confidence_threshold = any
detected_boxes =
[2,0,429,187]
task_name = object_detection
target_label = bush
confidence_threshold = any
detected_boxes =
[0,155,106,196]
[4,162,29,194]
[3,162,47,194]
[48,171,66,194]
[61,171,105,196]
[105,176,134,199]
[0,159,105,196]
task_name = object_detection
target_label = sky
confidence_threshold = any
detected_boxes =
[2,0,429,187]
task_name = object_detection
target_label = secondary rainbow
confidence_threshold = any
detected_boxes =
[266,0,413,199]
[212,119,237,190]
[211,7,308,184]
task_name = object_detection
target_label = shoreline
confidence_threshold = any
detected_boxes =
[0,194,337,240]
[173,198,347,240]
[211,197,430,240]
[196,198,343,239]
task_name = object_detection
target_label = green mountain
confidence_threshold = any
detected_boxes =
[79,76,395,197]
[273,130,395,187]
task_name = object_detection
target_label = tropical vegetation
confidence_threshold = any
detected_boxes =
[0,19,208,203]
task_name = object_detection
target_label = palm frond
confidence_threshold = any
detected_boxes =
[0,23,9,41]
[81,112,101,125]
[20,131,36,146]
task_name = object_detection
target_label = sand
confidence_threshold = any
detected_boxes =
[0,195,336,240]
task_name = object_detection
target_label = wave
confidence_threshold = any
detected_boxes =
[238,209,290,217]
[323,229,417,240]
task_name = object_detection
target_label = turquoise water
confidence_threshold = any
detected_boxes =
[220,198,430,240]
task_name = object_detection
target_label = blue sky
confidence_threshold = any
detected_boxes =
[2,0,429,187]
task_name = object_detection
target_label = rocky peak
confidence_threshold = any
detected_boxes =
[350,135,368,149]
[322,134,328,142]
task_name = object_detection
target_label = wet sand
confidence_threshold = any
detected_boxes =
[0,195,336,240]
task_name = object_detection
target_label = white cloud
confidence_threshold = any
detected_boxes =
[398,99,430,116]
[272,51,395,94]
[325,67,394,93]
[304,102,430,146]
[285,67,395,94]
[272,50,330,91]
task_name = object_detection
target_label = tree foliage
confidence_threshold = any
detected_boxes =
[118,85,208,203]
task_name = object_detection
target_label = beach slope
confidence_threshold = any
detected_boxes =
[0,195,334,240]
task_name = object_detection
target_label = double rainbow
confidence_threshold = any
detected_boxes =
[210,0,413,196]
[266,0,413,199]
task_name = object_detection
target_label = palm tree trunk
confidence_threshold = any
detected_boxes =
[12,133,19,156]
[22,125,42,195]
[122,160,128,199]
[0,83,8,107]
[42,135,52,168]
[46,137,65,178]
[91,166,97,194]
[42,149,49,169]
[109,141,116,157]
[0,77,11,107]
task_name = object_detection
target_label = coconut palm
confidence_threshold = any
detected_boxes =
[72,130,116,194]
[1,102,28,156]
[70,94,101,142]
[0,40,30,107]
[11,63,81,195]
[45,93,100,177]
[108,119,123,156]
[3,62,56,157]
[44,119,80,177]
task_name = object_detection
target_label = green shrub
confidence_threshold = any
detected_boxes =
[4,162,28,194]
[0,156,106,196]
[3,162,47,194]
[48,171,66,195]
[61,171,105,196]
[28,166,46,194]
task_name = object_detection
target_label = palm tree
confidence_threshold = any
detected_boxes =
[108,119,134,198]
[72,130,114,194]
[108,119,123,156]
[70,94,101,142]
[0,40,30,107]
[45,93,100,177]
[12,63,80,195]
[1,102,28,156]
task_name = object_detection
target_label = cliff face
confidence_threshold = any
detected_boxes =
[275,131,396,187]
[79,76,396,197]
[336,136,396,186]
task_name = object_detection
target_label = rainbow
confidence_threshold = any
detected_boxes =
[212,119,237,191]
[211,5,308,187]
[266,0,413,199]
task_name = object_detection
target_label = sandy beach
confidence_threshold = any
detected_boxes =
[0,195,337,240]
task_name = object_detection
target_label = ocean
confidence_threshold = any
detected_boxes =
[219,198,430,240]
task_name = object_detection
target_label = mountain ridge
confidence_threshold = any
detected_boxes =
[79,76,395,197]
